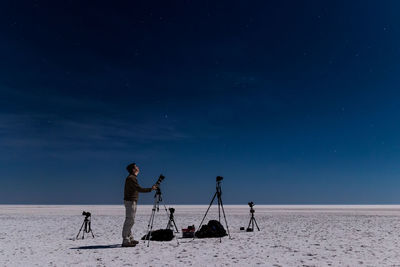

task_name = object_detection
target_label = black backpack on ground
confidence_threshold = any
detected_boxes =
[141,229,174,241]
[195,220,227,238]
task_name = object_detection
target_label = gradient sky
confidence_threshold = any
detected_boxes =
[1,0,400,204]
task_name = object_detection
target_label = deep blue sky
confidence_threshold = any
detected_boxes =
[1,0,400,204]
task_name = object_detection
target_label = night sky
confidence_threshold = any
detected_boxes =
[1,1,400,204]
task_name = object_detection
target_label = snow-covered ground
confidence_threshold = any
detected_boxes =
[1,205,400,266]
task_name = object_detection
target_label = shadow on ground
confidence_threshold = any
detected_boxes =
[70,244,121,249]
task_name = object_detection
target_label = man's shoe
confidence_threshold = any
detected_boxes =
[128,236,139,245]
[122,241,137,247]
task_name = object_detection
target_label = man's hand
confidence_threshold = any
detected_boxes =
[151,185,158,191]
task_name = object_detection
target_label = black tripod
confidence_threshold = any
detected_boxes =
[76,211,94,239]
[166,208,179,233]
[197,176,231,241]
[246,202,260,232]
[145,187,179,247]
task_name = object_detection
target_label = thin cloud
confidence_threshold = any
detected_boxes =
[0,112,190,151]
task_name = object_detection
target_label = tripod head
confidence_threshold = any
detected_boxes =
[248,202,255,214]
[155,187,162,196]
[152,187,163,211]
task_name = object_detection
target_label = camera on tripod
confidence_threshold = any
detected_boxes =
[195,176,231,241]
[76,211,94,239]
[246,201,260,232]
[82,211,91,218]
[144,175,180,246]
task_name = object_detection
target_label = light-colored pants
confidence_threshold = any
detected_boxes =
[122,200,137,242]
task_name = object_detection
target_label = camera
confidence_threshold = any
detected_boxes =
[155,174,165,186]
[216,176,223,182]
[169,207,175,214]
[82,211,91,217]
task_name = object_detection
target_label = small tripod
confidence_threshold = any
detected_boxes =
[145,187,179,247]
[166,208,179,233]
[246,202,260,232]
[76,211,95,239]
[197,176,231,242]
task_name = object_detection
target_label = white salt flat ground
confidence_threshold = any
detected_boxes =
[1,205,400,266]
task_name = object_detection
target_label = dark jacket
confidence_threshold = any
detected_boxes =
[124,174,152,201]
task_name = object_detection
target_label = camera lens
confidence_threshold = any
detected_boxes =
[82,211,91,217]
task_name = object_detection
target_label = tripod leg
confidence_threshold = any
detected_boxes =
[172,218,179,233]
[88,222,94,238]
[146,212,154,238]
[146,202,157,234]
[217,192,221,223]
[146,198,158,244]
[88,221,94,238]
[147,195,160,247]
[76,221,85,239]
[147,208,156,247]
[197,191,217,232]
[166,216,180,245]
[218,196,231,239]
[247,217,252,230]
[171,219,180,245]
[253,217,260,231]
[217,194,222,243]
[163,204,170,220]
[173,225,180,245]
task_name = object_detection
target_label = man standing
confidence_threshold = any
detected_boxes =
[122,163,157,247]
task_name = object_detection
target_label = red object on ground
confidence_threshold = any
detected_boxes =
[182,225,195,238]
